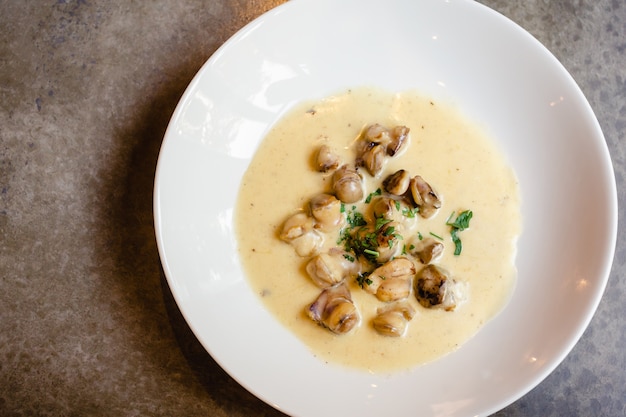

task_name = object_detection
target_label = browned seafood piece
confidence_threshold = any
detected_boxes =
[370,196,398,220]
[362,257,416,295]
[279,212,323,257]
[414,264,468,311]
[309,193,345,232]
[315,144,340,172]
[332,165,364,203]
[358,143,386,177]
[409,175,442,218]
[363,123,392,146]
[307,282,360,334]
[372,301,416,337]
[409,237,444,264]
[387,125,410,156]
[305,248,359,288]
[383,169,411,196]
[376,276,412,302]
[370,196,411,221]
[355,124,410,177]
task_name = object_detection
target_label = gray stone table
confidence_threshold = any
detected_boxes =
[1,1,624,416]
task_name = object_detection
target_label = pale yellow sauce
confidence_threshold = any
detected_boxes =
[235,88,521,373]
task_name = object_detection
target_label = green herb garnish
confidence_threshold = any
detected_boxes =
[446,210,473,255]
[346,209,367,228]
[374,217,392,231]
[430,232,443,240]
[382,225,396,236]
[446,210,473,230]
[356,273,373,288]
[365,188,382,204]
[402,207,419,218]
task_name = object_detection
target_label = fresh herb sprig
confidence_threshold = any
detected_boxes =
[344,205,366,228]
[364,188,382,204]
[356,272,373,288]
[446,210,473,256]
[402,206,419,218]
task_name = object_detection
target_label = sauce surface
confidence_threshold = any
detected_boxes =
[235,88,521,373]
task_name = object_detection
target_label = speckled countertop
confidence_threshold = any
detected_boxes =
[1,1,624,416]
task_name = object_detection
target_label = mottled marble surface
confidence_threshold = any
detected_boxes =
[1,1,624,416]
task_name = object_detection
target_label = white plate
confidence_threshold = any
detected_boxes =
[153,0,617,416]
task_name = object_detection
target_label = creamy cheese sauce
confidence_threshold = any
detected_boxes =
[235,88,521,373]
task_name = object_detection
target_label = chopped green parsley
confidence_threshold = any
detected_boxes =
[446,210,473,255]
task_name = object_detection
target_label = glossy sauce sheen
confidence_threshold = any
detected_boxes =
[235,88,521,373]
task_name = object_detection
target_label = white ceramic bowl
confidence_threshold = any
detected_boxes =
[153,0,617,416]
